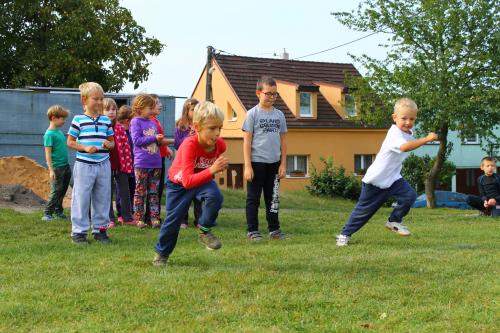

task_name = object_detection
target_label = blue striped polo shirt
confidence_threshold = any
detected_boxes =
[68,114,114,164]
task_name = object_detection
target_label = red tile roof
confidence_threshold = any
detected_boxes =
[214,54,376,128]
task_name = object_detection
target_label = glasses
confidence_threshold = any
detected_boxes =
[260,92,279,98]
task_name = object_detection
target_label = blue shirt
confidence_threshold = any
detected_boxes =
[68,114,114,164]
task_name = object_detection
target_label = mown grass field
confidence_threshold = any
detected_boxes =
[1,189,498,332]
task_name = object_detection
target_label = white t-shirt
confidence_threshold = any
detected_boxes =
[362,124,413,189]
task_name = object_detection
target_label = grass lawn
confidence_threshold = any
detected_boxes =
[0,189,498,332]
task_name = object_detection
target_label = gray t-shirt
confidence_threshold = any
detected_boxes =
[242,105,287,163]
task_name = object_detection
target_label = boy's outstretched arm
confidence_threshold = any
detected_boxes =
[400,132,438,152]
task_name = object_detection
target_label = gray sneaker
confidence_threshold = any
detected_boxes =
[199,232,222,250]
[336,234,350,247]
[385,221,411,236]
[152,253,168,267]
[72,233,89,245]
[269,229,287,240]
[247,231,263,241]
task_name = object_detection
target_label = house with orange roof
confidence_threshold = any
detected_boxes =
[192,54,388,191]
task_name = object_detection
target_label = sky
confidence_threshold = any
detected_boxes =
[119,0,390,117]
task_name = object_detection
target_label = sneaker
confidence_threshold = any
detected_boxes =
[54,212,67,219]
[336,234,350,247]
[198,231,222,250]
[72,233,89,245]
[180,223,188,229]
[247,231,263,241]
[93,230,112,244]
[269,229,287,240]
[117,217,124,224]
[151,220,161,229]
[385,221,411,236]
[136,221,147,229]
[152,253,168,267]
[108,221,117,228]
[41,214,54,222]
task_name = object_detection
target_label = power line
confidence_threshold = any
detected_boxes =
[292,32,379,60]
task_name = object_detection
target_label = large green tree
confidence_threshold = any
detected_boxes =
[0,0,163,91]
[332,0,499,207]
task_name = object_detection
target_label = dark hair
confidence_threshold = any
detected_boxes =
[481,156,497,164]
[256,76,277,90]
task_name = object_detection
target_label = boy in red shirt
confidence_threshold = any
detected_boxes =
[153,101,229,266]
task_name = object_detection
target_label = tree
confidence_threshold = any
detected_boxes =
[401,154,456,194]
[0,0,163,91]
[332,0,499,207]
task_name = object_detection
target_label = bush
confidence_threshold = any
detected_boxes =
[307,157,361,200]
[401,154,456,194]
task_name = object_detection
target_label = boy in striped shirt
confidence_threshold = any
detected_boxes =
[67,82,115,245]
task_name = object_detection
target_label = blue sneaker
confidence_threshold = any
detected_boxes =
[55,212,67,219]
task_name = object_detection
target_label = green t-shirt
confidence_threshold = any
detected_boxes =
[43,129,69,167]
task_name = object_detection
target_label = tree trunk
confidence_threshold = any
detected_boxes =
[425,122,449,208]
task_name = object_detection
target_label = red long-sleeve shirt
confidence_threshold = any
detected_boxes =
[168,135,226,189]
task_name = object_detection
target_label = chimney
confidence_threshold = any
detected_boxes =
[282,48,289,60]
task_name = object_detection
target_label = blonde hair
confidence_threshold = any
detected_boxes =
[47,105,69,121]
[131,93,156,117]
[193,101,224,126]
[78,82,104,98]
[117,105,133,123]
[394,97,418,114]
[103,98,117,111]
[176,98,199,130]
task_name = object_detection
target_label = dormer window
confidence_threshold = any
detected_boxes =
[345,94,356,117]
[299,92,312,117]
[231,108,237,121]
[227,103,238,122]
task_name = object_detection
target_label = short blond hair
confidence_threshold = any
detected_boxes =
[131,93,156,117]
[79,82,104,98]
[193,101,224,126]
[47,105,69,121]
[103,98,117,111]
[394,97,418,114]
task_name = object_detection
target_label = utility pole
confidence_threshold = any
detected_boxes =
[205,46,214,102]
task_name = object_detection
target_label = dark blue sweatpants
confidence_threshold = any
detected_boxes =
[341,178,417,236]
[154,179,223,257]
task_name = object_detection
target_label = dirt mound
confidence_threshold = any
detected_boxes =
[0,156,71,208]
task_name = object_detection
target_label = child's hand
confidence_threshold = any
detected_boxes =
[278,164,286,179]
[156,134,164,142]
[209,155,229,175]
[49,170,56,181]
[244,165,254,182]
[102,140,113,149]
[487,198,496,207]
[426,132,438,142]
[166,147,173,159]
[84,145,98,154]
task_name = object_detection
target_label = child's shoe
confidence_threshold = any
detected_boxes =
[336,234,350,247]
[55,212,67,219]
[151,219,161,229]
[108,221,117,228]
[41,214,54,222]
[117,217,124,224]
[180,223,188,229]
[247,231,263,241]
[72,233,89,245]
[152,253,168,267]
[93,229,112,244]
[385,221,411,236]
[136,221,147,229]
[269,229,288,240]
[199,231,222,250]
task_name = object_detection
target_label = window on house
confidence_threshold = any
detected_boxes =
[227,103,237,122]
[354,154,375,175]
[345,94,356,117]
[286,155,308,177]
[230,108,237,121]
[463,134,479,144]
[299,92,312,117]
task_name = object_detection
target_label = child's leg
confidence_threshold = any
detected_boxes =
[466,195,485,212]
[45,165,67,216]
[128,174,135,213]
[90,160,112,233]
[71,162,94,235]
[56,165,71,214]
[108,174,116,222]
[133,168,148,222]
[193,198,202,226]
[341,183,389,236]
[147,168,162,221]
[154,180,196,256]
[195,180,223,229]
[246,162,265,232]
[157,157,166,218]
[387,178,417,222]
[262,161,281,232]
[116,171,133,221]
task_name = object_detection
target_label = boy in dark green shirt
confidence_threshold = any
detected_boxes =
[42,105,71,221]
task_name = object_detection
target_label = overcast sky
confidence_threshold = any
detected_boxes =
[119,0,390,117]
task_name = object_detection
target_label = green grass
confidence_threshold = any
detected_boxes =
[1,189,499,332]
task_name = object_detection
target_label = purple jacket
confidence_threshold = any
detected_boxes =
[130,117,161,169]
[174,126,193,150]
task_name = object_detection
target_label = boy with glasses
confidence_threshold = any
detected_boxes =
[242,76,288,241]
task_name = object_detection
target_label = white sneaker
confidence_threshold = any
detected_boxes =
[385,221,411,236]
[336,234,350,247]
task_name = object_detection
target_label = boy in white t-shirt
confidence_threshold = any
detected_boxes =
[336,98,438,246]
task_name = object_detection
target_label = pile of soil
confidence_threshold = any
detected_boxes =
[0,156,71,212]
